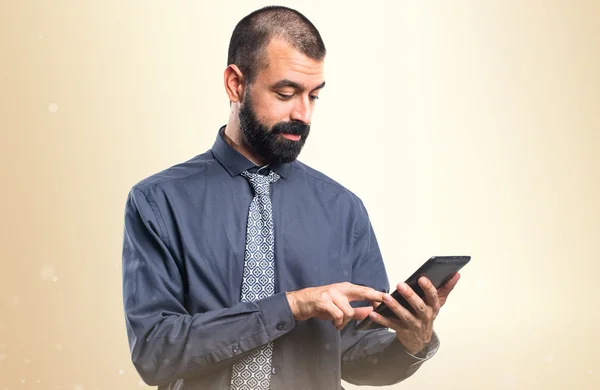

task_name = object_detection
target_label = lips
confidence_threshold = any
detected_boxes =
[280,133,302,141]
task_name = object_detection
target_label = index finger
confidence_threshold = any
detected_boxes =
[340,283,385,302]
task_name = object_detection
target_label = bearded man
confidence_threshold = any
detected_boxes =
[122,5,460,390]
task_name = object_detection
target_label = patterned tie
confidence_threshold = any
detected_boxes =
[230,169,280,390]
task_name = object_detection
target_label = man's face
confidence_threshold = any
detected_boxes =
[239,39,325,165]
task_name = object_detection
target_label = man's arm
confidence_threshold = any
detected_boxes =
[340,199,439,386]
[122,187,295,386]
[341,322,440,386]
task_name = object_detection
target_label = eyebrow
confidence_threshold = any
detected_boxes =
[271,79,326,93]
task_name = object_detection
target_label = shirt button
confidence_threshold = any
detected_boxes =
[271,366,278,375]
[276,322,284,330]
[232,345,239,354]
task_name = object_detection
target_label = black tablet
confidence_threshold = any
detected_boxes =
[355,256,471,331]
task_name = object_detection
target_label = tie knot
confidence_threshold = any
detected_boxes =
[241,170,280,196]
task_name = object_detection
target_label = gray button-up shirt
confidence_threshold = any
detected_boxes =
[122,127,439,389]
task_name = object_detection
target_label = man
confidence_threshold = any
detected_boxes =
[122,5,460,389]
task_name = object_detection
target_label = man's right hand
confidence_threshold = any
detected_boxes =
[285,282,385,330]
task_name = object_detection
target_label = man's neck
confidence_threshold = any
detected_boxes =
[223,124,266,166]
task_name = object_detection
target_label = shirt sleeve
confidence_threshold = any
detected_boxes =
[340,198,440,386]
[122,187,296,386]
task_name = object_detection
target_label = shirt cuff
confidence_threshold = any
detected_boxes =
[255,292,296,341]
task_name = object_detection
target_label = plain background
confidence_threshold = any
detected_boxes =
[1,1,599,389]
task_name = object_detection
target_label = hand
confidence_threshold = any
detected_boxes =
[286,282,385,330]
[368,273,461,355]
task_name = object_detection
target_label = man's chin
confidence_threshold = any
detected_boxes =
[243,134,306,165]
[269,148,303,164]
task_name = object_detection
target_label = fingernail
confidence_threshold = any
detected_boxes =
[419,278,427,286]
[399,284,407,292]
[383,294,392,302]
[369,312,377,319]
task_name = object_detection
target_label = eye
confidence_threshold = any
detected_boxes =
[310,95,319,101]
[276,92,293,100]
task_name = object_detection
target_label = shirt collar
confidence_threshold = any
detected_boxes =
[211,125,292,179]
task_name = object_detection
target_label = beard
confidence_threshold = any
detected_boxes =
[238,93,310,165]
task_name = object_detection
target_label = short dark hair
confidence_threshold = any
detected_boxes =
[227,6,326,85]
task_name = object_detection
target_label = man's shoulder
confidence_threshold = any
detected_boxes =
[292,160,364,206]
[131,149,216,194]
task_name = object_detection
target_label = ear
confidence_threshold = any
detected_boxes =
[224,64,246,103]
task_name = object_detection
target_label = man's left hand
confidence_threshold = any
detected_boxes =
[367,273,461,355]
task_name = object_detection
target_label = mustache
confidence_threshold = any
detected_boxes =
[271,121,310,136]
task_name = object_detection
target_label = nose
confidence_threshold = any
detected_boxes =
[289,95,312,125]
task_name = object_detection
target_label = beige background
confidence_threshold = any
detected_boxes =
[1,1,599,389]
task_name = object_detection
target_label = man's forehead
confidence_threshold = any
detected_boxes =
[260,38,325,85]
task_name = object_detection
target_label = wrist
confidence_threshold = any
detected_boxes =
[286,291,300,320]
[407,342,428,357]
[398,338,427,356]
